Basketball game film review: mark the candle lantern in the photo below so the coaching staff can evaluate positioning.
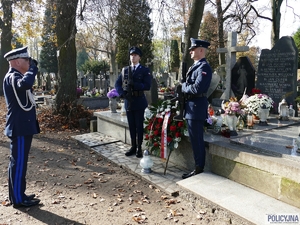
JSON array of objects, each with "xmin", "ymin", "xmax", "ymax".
[{"xmin": 140, "ymin": 149, "xmax": 153, "ymax": 173}]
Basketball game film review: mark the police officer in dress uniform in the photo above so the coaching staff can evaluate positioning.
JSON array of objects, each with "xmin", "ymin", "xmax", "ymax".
[
  {"xmin": 181, "ymin": 38, "xmax": 212, "ymax": 179},
  {"xmin": 3, "ymin": 46, "xmax": 41, "ymax": 207},
  {"xmin": 115, "ymin": 47, "xmax": 152, "ymax": 158}
]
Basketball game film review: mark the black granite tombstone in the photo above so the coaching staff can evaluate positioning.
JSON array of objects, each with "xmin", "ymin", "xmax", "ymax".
[
  {"xmin": 256, "ymin": 36, "xmax": 299, "ymax": 114},
  {"xmin": 145, "ymin": 77, "xmax": 158, "ymax": 106},
  {"xmin": 231, "ymin": 56, "xmax": 256, "ymax": 99}
]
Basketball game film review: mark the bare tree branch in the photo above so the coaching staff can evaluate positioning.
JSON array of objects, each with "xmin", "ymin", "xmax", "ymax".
[{"xmin": 250, "ymin": 5, "xmax": 272, "ymax": 21}]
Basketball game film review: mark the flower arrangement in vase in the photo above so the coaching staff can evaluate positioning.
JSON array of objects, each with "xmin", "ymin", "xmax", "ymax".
[
  {"xmin": 107, "ymin": 88, "xmax": 119, "ymax": 99},
  {"xmin": 222, "ymin": 97, "xmax": 244, "ymax": 136},
  {"xmin": 242, "ymin": 93, "xmax": 274, "ymax": 116},
  {"xmin": 107, "ymin": 89, "xmax": 119, "ymax": 113}
]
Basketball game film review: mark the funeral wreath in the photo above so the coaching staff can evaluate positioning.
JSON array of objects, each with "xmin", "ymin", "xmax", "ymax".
[{"xmin": 144, "ymin": 99, "xmax": 187, "ymax": 157}]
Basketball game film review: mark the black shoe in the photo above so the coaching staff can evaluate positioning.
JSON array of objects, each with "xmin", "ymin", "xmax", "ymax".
[
  {"xmin": 13, "ymin": 199, "xmax": 40, "ymax": 208},
  {"xmin": 136, "ymin": 149, "xmax": 143, "ymax": 158},
  {"xmin": 182, "ymin": 167, "xmax": 203, "ymax": 179},
  {"xmin": 26, "ymin": 194, "xmax": 36, "ymax": 200},
  {"xmin": 173, "ymin": 114, "xmax": 183, "ymax": 121},
  {"xmin": 125, "ymin": 146, "xmax": 136, "ymax": 156}
]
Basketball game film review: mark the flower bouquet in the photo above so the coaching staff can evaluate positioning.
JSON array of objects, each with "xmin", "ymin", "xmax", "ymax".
[
  {"xmin": 242, "ymin": 94, "xmax": 274, "ymax": 115},
  {"xmin": 221, "ymin": 97, "xmax": 245, "ymax": 136},
  {"xmin": 107, "ymin": 88, "xmax": 119, "ymax": 98},
  {"xmin": 222, "ymin": 97, "xmax": 244, "ymax": 116}
]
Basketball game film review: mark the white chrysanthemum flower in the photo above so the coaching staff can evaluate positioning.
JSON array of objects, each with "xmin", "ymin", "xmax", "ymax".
[
  {"xmin": 184, "ymin": 129, "xmax": 189, "ymax": 136},
  {"xmin": 174, "ymin": 142, "xmax": 179, "ymax": 149}
]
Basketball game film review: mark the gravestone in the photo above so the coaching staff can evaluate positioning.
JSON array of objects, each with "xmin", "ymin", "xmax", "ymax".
[
  {"xmin": 256, "ymin": 36, "xmax": 299, "ymax": 113},
  {"xmin": 88, "ymin": 73, "xmax": 95, "ymax": 90},
  {"xmin": 231, "ymin": 56, "xmax": 255, "ymax": 99},
  {"xmin": 158, "ymin": 73, "xmax": 169, "ymax": 87},
  {"xmin": 217, "ymin": 32, "xmax": 249, "ymax": 100},
  {"xmin": 95, "ymin": 79, "xmax": 99, "ymax": 90},
  {"xmin": 169, "ymin": 72, "xmax": 176, "ymax": 87},
  {"xmin": 145, "ymin": 76, "xmax": 158, "ymax": 106}
]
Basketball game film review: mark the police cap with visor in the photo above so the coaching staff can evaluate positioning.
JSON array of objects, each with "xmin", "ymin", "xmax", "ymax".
[
  {"xmin": 189, "ymin": 38, "xmax": 210, "ymax": 50},
  {"xmin": 4, "ymin": 46, "xmax": 30, "ymax": 61},
  {"xmin": 129, "ymin": 47, "xmax": 142, "ymax": 57}
]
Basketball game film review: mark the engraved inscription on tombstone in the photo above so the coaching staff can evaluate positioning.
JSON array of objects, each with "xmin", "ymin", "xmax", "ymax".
[{"xmin": 256, "ymin": 36, "xmax": 299, "ymax": 113}]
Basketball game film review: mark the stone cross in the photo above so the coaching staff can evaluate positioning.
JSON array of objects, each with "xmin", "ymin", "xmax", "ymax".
[
  {"xmin": 217, "ymin": 32, "xmax": 249, "ymax": 100},
  {"xmin": 145, "ymin": 58, "xmax": 152, "ymax": 68}
]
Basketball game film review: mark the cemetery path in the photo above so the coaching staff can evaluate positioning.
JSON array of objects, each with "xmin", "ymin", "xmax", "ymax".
[{"xmin": 0, "ymin": 98, "xmax": 249, "ymax": 225}]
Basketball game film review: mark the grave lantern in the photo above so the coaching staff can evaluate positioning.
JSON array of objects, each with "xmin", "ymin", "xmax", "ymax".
[
  {"xmin": 140, "ymin": 149, "xmax": 153, "ymax": 173},
  {"xmin": 278, "ymin": 99, "xmax": 289, "ymax": 121}
]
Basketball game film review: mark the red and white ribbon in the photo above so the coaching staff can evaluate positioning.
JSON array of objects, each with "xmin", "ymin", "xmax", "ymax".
[{"xmin": 160, "ymin": 111, "xmax": 170, "ymax": 159}]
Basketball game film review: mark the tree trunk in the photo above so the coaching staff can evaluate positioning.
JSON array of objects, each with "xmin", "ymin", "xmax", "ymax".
[
  {"xmin": 0, "ymin": 0, "xmax": 13, "ymax": 96},
  {"xmin": 271, "ymin": 0, "xmax": 283, "ymax": 47},
  {"xmin": 216, "ymin": 0, "xmax": 225, "ymax": 65},
  {"xmin": 55, "ymin": 0, "xmax": 79, "ymax": 112},
  {"xmin": 182, "ymin": 0, "xmax": 205, "ymax": 69}
]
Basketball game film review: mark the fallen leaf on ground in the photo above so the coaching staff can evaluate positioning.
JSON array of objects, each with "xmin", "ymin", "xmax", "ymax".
[
  {"xmin": 132, "ymin": 213, "xmax": 147, "ymax": 223},
  {"xmin": 161, "ymin": 195, "xmax": 169, "ymax": 200},
  {"xmin": 165, "ymin": 199, "xmax": 179, "ymax": 206},
  {"xmin": 84, "ymin": 178, "xmax": 94, "ymax": 184},
  {"xmin": 170, "ymin": 209, "xmax": 183, "ymax": 216}
]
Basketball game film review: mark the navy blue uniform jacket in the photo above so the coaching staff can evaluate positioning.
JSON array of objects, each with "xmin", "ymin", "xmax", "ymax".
[
  {"xmin": 182, "ymin": 58, "xmax": 212, "ymax": 120},
  {"xmin": 115, "ymin": 65, "xmax": 152, "ymax": 110},
  {"xmin": 3, "ymin": 67, "xmax": 40, "ymax": 137}
]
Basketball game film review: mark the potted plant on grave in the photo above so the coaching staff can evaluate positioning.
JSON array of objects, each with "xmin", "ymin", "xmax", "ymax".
[{"xmin": 144, "ymin": 99, "xmax": 188, "ymax": 174}]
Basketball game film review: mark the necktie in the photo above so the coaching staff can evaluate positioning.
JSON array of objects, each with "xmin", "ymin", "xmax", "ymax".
[{"xmin": 132, "ymin": 66, "xmax": 136, "ymax": 73}]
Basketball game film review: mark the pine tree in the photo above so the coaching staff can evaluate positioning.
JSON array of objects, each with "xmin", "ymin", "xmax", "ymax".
[
  {"xmin": 77, "ymin": 48, "xmax": 89, "ymax": 70},
  {"xmin": 116, "ymin": 0, "xmax": 153, "ymax": 68},
  {"xmin": 170, "ymin": 39, "xmax": 180, "ymax": 72},
  {"xmin": 40, "ymin": 0, "xmax": 58, "ymax": 74}
]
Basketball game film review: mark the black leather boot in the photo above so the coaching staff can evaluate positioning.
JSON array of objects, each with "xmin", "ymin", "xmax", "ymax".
[
  {"xmin": 136, "ymin": 146, "xmax": 143, "ymax": 158},
  {"xmin": 125, "ymin": 146, "xmax": 136, "ymax": 156},
  {"xmin": 125, "ymin": 139, "xmax": 137, "ymax": 156},
  {"xmin": 182, "ymin": 166, "xmax": 203, "ymax": 179}
]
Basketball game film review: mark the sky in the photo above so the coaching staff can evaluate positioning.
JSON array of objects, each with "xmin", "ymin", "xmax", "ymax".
[
  {"xmin": 251, "ymin": 0, "xmax": 300, "ymax": 49},
  {"xmin": 150, "ymin": 0, "xmax": 300, "ymax": 50}
]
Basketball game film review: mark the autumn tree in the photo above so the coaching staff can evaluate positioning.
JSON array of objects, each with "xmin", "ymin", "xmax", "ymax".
[
  {"xmin": 55, "ymin": 0, "xmax": 79, "ymax": 112},
  {"xmin": 77, "ymin": 0, "xmax": 119, "ymax": 78},
  {"xmin": 152, "ymin": 39, "xmax": 168, "ymax": 73},
  {"xmin": 0, "ymin": 0, "xmax": 13, "ymax": 95},
  {"xmin": 40, "ymin": 0, "xmax": 58, "ymax": 75},
  {"xmin": 293, "ymin": 27, "xmax": 300, "ymax": 68},
  {"xmin": 116, "ymin": 0, "xmax": 153, "ymax": 68},
  {"xmin": 182, "ymin": 0, "xmax": 205, "ymax": 69},
  {"xmin": 200, "ymin": 12, "xmax": 219, "ymax": 71},
  {"xmin": 80, "ymin": 60, "xmax": 109, "ymax": 75}
]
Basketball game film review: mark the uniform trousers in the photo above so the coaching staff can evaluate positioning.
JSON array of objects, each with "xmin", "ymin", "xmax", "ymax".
[
  {"xmin": 186, "ymin": 119, "xmax": 205, "ymax": 168},
  {"xmin": 126, "ymin": 109, "xmax": 145, "ymax": 145},
  {"xmin": 8, "ymin": 135, "xmax": 33, "ymax": 204}
]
